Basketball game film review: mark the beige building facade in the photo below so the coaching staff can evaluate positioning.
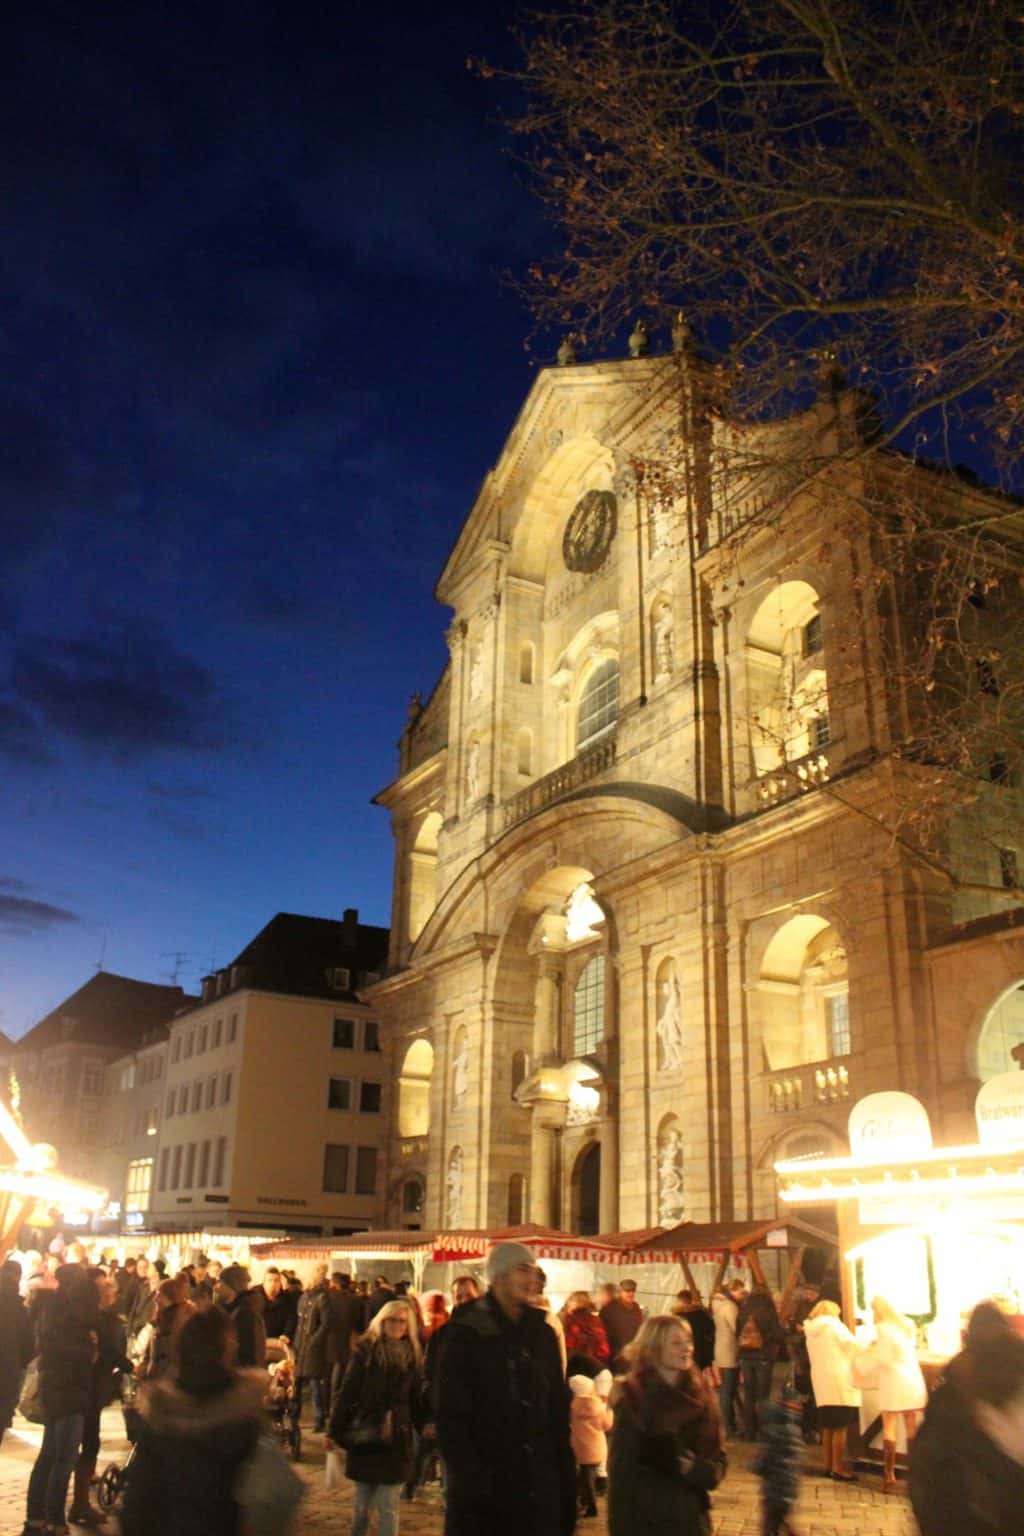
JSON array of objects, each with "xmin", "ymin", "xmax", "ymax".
[{"xmin": 372, "ymin": 354, "xmax": 1024, "ymax": 1235}]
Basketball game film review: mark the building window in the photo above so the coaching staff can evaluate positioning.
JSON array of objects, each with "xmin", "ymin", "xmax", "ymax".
[
  {"xmin": 171, "ymin": 1037, "xmax": 181, "ymax": 1064},
  {"xmin": 220, "ymin": 1071, "xmax": 233, "ymax": 1106},
  {"xmin": 166, "ymin": 1091, "xmax": 175, "ymax": 1120},
  {"xmin": 333, "ymin": 1018, "xmax": 356, "ymax": 1050},
  {"xmin": 323, "ymin": 1143, "xmax": 349, "ymax": 1193},
  {"xmin": 212, "ymin": 1017, "xmax": 223, "ymax": 1048},
  {"xmin": 334, "ymin": 967, "xmax": 351, "ymax": 991},
  {"xmin": 355, "ymin": 1146, "xmax": 378, "ymax": 1196},
  {"xmin": 183, "ymin": 1031, "xmax": 194, "ymax": 1060},
  {"xmin": 170, "ymin": 1146, "xmax": 182, "ymax": 1190},
  {"xmin": 1000, "ymin": 848, "xmax": 1020, "ymax": 889},
  {"xmin": 328, "ymin": 1077, "xmax": 352, "ymax": 1111},
  {"xmin": 573, "ymin": 955, "xmax": 606, "ymax": 1056},
  {"xmin": 401, "ymin": 1178, "xmax": 424, "ymax": 1214},
  {"xmin": 191, "ymin": 1080, "xmax": 202, "ymax": 1113},
  {"xmin": 212, "ymin": 1137, "xmax": 227, "ymax": 1187},
  {"xmin": 803, "ymin": 614, "xmax": 823, "ymax": 656},
  {"xmin": 827, "ymin": 992, "xmax": 851, "ymax": 1058},
  {"xmin": 177, "ymin": 1084, "xmax": 189, "ymax": 1115},
  {"xmin": 577, "ymin": 659, "xmax": 620, "ymax": 751},
  {"xmin": 157, "ymin": 1148, "xmax": 169, "ymax": 1192},
  {"xmin": 811, "ymin": 714, "xmax": 832, "ymax": 750},
  {"xmin": 363, "ymin": 1020, "xmax": 381, "ymax": 1053},
  {"xmin": 197, "ymin": 1139, "xmax": 211, "ymax": 1187},
  {"xmin": 182, "ymin": 1143, "xmax": 196, "ymax": 1189},
  {"xmin": 205, "ymin": 1075, "xmax": 217, "ymax": 1109},
  {"xmin": 120, "ymin": 1065, "xmax": 136, "ymax": 1092},
  {"xmin": 197, "ymin": 1024, "xmax": 208, "ymax": 1055},
  {"xmin": 359, "ymin": 1082, "xmax": 382, "ymax": 1114},
  {"xmin": 227, "ymin": 1013, "xmax": 238, "ymax": 1044}
]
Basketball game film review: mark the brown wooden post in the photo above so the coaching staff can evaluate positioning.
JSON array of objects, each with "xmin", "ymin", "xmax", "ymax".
[
  {"xmin": 746, "ymin": 1247, "xmax": 767, "ymax": 1286},
  {"xmin": 679, "ymin": 1255, "xmax": 703, "ymax": 1304},
  {"xmin": 778, "ymin": 1245, "xmax": 806, "ymax": 1323}
]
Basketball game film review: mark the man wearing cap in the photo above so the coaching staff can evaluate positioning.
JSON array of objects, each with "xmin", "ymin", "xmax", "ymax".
[
  {"xmin": 437, "ymin": 1242, "xmax": 574, "ymax": 1536},
  {"xmin": 215, "ymin": 1263, "xmax": 267, "ymax": 1369}
]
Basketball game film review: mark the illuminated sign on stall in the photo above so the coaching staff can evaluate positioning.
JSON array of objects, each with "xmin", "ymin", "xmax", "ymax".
[
  {"xmin": 847, "ymin": 1091, "xmax": 933, "ymax": 1161},
  {"xmin": 975, "ymin": 1072, "xmax": 1024, "ymax": 1148}
]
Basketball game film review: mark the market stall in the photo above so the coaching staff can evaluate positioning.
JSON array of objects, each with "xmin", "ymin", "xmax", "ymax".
[{"xmin": 0, "ymin": 1094, "xmax": 107, "ymax": 1263}]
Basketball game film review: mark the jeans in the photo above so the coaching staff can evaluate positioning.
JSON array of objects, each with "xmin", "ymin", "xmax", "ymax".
[
  {"xmin": 26, "ymin": 1413, "xmax": 84, "ymax": 1527},
  {"xmin": 740, "ymin": 1357, "xmax": 773, "ymax": 1441},
  {"xmin": 351, "ymin": 1481, "xmax": 401, "ymax": 1536},
  {"xmin": 718, "ymin": 1365, "xmax": 740, "ymax": 1435},
  {"xmin": 292, "ymin": 1374, "xmax": 327, "ymax": 1429}
]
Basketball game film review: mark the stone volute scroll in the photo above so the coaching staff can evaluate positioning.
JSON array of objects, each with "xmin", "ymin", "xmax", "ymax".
[
  {"xmin": 445, "ymin": 1146, "xmax": 463, "ymax": 1226},
  {"xmin": 655, "ymin": 962, "xmax": 684, "ymax": 1073},
  {"xmin": 657, "ymin": 1124, "xmax": 686, "ymax": 1226}
]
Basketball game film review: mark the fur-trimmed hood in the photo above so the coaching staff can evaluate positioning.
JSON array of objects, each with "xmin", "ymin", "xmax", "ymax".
[{"xmin": 139, "ymin": 1368, "xmax": 266, "ymax": 1438}]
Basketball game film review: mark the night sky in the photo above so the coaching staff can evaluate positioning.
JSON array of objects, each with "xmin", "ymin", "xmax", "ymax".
[{"xmin": 1, "ymin": 0, "xmax": 549, "ymax": 1036}]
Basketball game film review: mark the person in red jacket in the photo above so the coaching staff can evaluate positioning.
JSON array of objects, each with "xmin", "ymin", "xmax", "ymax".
[{"xmin": 564, "ymin": 1292, "xmax": 611, "ymax": 1378}]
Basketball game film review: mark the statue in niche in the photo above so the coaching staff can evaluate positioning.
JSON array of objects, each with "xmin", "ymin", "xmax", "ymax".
[
  {"xmin": 652, "ymin": 600, "xmax": 675, "ymax": 680},
  {"xmin": 452, "ymin": 1035, "xmax": 470, "ymax": 1107},
  {"xmin": 649, "ymin": 502, "xmax": 670, "ymax": 557},
  {"xmin": 656, "ymin": 970, "xmax": 684, "ymax": 1072},
  {"xmin": 469, "ymin": 645, "xmax": 483, "ymax": 702},
  {"xmin": 658, "ymin": 1129, "xmax": 685, "ymax": 1226},
  {"xmin": 446, "ymin": 1149, "xmax": 463, "ymax": 1226},
  {"xmin": 465, "ymin": 739, "xmax": 480, "ymax": 803}
]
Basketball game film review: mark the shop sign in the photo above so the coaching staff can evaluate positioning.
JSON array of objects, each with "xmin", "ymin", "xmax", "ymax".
[
  {"xmin": 975, "ymin": 1071, "xmax": 1024, "ymax": 1147},
  {"xmin": 848, "ymin": 1091, "xmax": 933, "ymax": 1160}
]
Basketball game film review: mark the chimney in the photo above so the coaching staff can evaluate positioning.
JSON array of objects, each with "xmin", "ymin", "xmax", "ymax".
[{"xmin": 342, "ymin": 908, "xmax": 358, "ymax": 948}]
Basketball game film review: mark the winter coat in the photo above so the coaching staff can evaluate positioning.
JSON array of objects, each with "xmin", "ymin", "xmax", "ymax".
[
  {"xmin": 569, "ymin": 1378, "xmax": 612, "ymax": 1465},
  {"xmin": 803, "ymin": 1314, "xmax": 860, "ymax": 1409},
  {"xmin": 673, "ymin": 1305, "xmax": 716, "ymax": 1371},
  {"xmin": 736, "ymin": 1293, "xmax": 785, "ymax": 1363},
  {"xmin": 910, "ymin": 1371, "xmax": 1024, "ymax": 1536},
  {"xmin": 437, "ymin": 1290, "xmax": 575, "ymax": 1536},
  {"xmin": 328, "ymin": 1336, "xmax": 422, "ymax": 1485},
  {"xmin": 564, "ymin": 1308, "xmax": 611, "ymax": 1370},
  {"xmin": 858, "ymin": 1321, "xmax": 927, "ymax": 1412},
  {"xmin": 711, "ymin": 1293, "xmax": 739, "ymax": 1370},
  {"xmin": 292, "ymin": 1284, "xmax": 329, "ymax": 1378},
  {"xmin": 753, "ymin": 1402, "xmax": 803, "ymax": 1509},
  {"xmin": 126, "ymin": 1278, "xmax": 157, "ymax": 1341},
  {"xmin": 0, "ymin": 1288, "xmax": 33, "ymax": 1425},
  {"xmin": 93, "ymin": 1306, "xmax": 134, "ymax": 1411},
  {"xmin": 262, "ymin": 1290, "xmax": 297, "ymax": 1342},
  {"xmin": 121, "ymin": 1369, "xmax": 264, "ymax": 1536},
  {"xmin": 323, "ymin": 1287, "xmax": 364, "ymax": 1368},
  {"xmin": 599, "ymin": 1297, "xmax": 643, "ymax": 1358},
  {"xmin": 224, "ymin": 1289, "xmax": 266, "ymax": 1371},
  {"xmin": 608, "ymin": 1366, "xmax": 725, "ymax": 1536},
  {"xmin": 138, "ymin": 1303, "xmax": 192, "ymax": 1385},
  {"xmin": 34, "ymin": 1277, "xmax": 99, "ymax": 1423}
]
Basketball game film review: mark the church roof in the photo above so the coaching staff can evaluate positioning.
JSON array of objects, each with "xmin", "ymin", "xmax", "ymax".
[
  {"xmin": 219, "ymin": 910, "xmax": 389, "ymax": 1003},
  {"xmin": 15, "ymin": 971, "xmax": 194, "ymax": 1055}
]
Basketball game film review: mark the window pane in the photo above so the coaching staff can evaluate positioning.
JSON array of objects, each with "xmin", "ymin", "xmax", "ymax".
[
  {"xmin": 333, "ymin": 1017, "xmax": 355, "ymax": 1049},
  {"xmin": 359, "ymin": 1082, "xmax": 382, "ymax": 1114},
  {"xmin": 355, "ymin": 1146, "xmax": 378, "ymax": 1195},
  {"xmin": 205, "ymin": 1075, "xmax": 217, "ymax": 1109},
  {"xmin": 212, "ymin": 1137, "xmax": 227, "ymax": 1187},
  {"xmin": 220, "ymin": 1071, "xmax": 233, "ymax": 1106},
  {"xmin": 577, "ymin": 660, "xmax": 620, "ymax": 751},
  {"xmin": 328, "ymin": 1077, "xmax": 352, "ymax": 1111},
  {"xmin": 827, "ymin": 993, "xmax": 851, "ymax": 1058},
  {"xmin": 323, "ymin": 1143, "xmax": 349, "ymax": 1193},
  {"xmin": 364, "ymin": 1020, "xmax": 380, "ymax": 1052},
  {"xmin": 183, "ymin": 1143, "xmax": 196, "ymax": 1189},
  {"xmin": 573, "ymin": 955, "xmax": 606, "ymax": 1056},
  {"xmin": 197, "ymin": 1140, "xmax": 210, "ymax": 1187}
]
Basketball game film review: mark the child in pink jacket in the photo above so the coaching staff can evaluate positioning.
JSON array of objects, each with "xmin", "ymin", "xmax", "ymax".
[{"xmin": 569, "ymin": 1374, "xmax": 613, "ymax": 1519}]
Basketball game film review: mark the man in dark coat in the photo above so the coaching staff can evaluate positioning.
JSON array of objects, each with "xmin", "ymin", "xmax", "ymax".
[
  {"xmin": 215, "ymin": 1264, "xmax": 266, "ymax": 1370},
  {"xmin": 262, "ymin": 1267, "xmax": 298, "ymax": 1342},
  {"xmin": 324, "ymin": 1273, "xmax": 364, "ymax": 1398},
  {"xmin": 598, "ymin": 1280, "xmax": 644, "ymax": 1366},
  {"xmin": 292, "ymin": 1263, "xmax": 331, "ymax": 1431},
  {"xmin": 438, "ymin": 1243, "xmax": 574, "ymax": 1536},
  {"xmin": 366, "ymin": 1275, "xmax": 395, "ymax": 1321},
  {"xmin": 736, "ymin": 1282, "xmax": 786, "ymax": 1441},
  {"xmin": 0, "ymin": 1260, "xmax": 32, "ymax": 1444}
]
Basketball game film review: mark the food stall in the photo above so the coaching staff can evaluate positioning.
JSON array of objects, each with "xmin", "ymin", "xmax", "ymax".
[{"xmin": 0, "ymin": 1095, "xmax": 107, "ymax": 1263}]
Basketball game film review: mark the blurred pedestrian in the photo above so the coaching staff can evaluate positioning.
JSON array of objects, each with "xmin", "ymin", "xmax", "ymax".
[
  {"xmin": 215, "ymin": 1264, "xmax": 266, "ymax": 1370},
  {"xmin": 752, "ymin": 1380, "xmax": 803, "ymax": 1536},
  {"xmin": 569, "ymin": 1374, "xmax": 612, "ymax": 1519},
  {"xmin": 857, "ymin": 1295, "xmax": 926, "ymax": 1492},
  {"xmin": 292, "ymin": 1263, "xmax": 330, "ymax": 1433},
  {"xmin": 0, "ymin": 1259, "xmax": 32, "ymax": 1446},
  {"xmin": 68, "ymin": 1267, "xmax": 134, "ymax": 1526},
  {"xmin": 564, "ymin": 1291, "xmax": 611, "ymax": 1377},
  {"xmin": 737, "ymin": 1284, "xmax": 785, "ymax": 1440},
  {"xmin": 802, "ymin": 1300, "xmax": 859, "ymax": 1480},
  {"xmin": 671, "ymin": 1291, "xmax": 716, "ymax": 1372},
  {"xmin": 711, "ymin": 1280, "xmax": 743, "ymax": 1438},
  {"xmin": 22, "ymin": 1263, "xmax": 99, "ymax": 1536},
  {"xmin": 598, "ymin": 1282, "xmax": 643, "ymax": 1368}
]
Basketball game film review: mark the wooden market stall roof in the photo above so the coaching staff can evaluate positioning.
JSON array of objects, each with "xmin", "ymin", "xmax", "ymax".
[
  {"xmin": 250, "ymin": 1230, "xmax": 434, "ymax": 1262},
  {"xmin": 619, "ymin": 1217, "xmax": 837, "ymax": 1260}
]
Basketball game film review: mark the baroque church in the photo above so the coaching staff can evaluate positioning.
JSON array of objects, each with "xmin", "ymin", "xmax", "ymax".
[{"xmin": 370, "ymin": 345, "xmax": 1024, "ymax": 1237}]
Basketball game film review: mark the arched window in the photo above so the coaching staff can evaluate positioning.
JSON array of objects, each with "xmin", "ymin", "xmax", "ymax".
[
  {"xmin": 507, "ymin": 1173, "xmax": 526, "ymax": 1225},
  {"xmin": 517, "ymin": 728, "xmax": 533, "ymax": 776},
  {"xmin": 745, "ymin": 581, "xmax": 829, "ymax": 774},
  {"xmin": 401, "ymin": 1177, "xmax": 424, "ymax": 1215},
  {"xmin": 757, "ymin": 917, "xmax": 848, "ymax": 1071},
  {"xmin": 573, "ymin": 955, "xmax": 606, "ymax": 1055},
  {"xmin": 577, "ymin": 659, "xmax": 619, "ymax": 751},
  {"xmin": 397, "ymin": 1038, "xmax": 433, "ymax": 1138},
  {"xmin": 977, "ymin": 982, "xmax": 1024, "ymax": 1082}
]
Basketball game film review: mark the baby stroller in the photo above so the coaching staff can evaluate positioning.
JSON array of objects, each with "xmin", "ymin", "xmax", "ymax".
[
  {"xmin": 96, "ymin": 1375, "xmax": 141, "ymax": 1513},
  {"xmin": 266, "ymin": 1340, "xmax": 301, "ymax": 1461}
]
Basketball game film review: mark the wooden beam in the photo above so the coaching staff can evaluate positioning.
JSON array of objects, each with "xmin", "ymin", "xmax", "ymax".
[
  {"xmin": 746, "ymin": 1247, "xmax": 767, "ymax": 1286},
  {"xmin": 679, "ymin": 1255, "xmax": 703, "ymax": 1305},
  {"xmin": 778, "ymin": 1245, "xmax": 806, "ymax": 1323}
]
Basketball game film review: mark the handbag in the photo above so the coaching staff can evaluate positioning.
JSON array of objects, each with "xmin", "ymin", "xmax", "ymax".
[
  {"xmin": 340, "ymin": 1408, "xmax": 394, "ymax": 1452},
  {"xmin": 18, "ymin": 1358, "xmax": 44, "ymax": 1424},
  {"xmin": 235, "ymin": 1434, "xmax": 305, "ymax": 1536},
  {"xmin": 738, "ymin": 1316, "xmax": 764, "ymax": 1352}
]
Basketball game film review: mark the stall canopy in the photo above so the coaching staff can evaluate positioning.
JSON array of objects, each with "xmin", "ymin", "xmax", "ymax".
[{"xmin": 433, "ymin": 1223, "xmax": 624, "ymax": 1264}]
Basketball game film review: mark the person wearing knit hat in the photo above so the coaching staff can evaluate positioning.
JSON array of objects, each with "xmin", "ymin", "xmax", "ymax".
[{"xmin": 437, "ymin": 1242, "xmax": 575, "ymax": 1536}]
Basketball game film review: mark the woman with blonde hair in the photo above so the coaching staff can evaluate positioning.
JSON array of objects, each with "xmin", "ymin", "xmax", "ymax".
[
  {"xmin": 327, "ymin": 1299, "xmax": 425, "ymax": 1536},
  {"xmin": 802, "ymin": 1299, "xmax": 860, "ymax": 1480},
  {"xmin": 608, "ymin": 1314, "xmax": 725, "ymax": 1536},
  {"xmin": 857, "ymin": 1295, "xmax": 926, "ymax": 1492}
]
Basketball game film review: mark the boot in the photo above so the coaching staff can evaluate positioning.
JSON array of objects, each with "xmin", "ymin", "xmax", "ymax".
[
  {"xmin": 831, "ymin": 1426, "xmax": 856, "ymax": 1481},
  {"xmin": 821, "ymin": 1428, "xmax": 834, "ymax": 1477},
  {"xmin": 67, "ymin": 1462, "xmax": 106, "ymax": 1528},
  {"xmin": 882, "ymin": 1438, "xmax": 897, "ymax": 1494}
]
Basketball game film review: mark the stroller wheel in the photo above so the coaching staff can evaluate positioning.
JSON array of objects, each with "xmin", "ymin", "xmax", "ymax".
[{"xmin": 96, "ymin": 1465, "xmax": 123, "ymax": 1512}]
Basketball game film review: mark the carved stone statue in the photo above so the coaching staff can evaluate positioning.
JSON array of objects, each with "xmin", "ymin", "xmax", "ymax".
[
  {"xmin": 469, "ymin": 646, "xmax": 483, "ymax": 702},
  {"xmin": 452, "ymin": 1034, "xmax": 470, "ymax": 1107},
  {"xmin": 465, "ymin": 739, "xmax": 480, "ymax": 803},
  {"xmin": 653, "ymin": 600, "xmax": 675, "ymax": 680},
  {"xmin": 657, "ymin": 1129, "xmax": 685, "ymax": 1226},
  {"xmin": 656, "ymin": 970, "xmax": 684, "ymax": 1072},
  {"xmin": 446, "ymin": 1148, "xmax": 463, "ymax": 1226}
]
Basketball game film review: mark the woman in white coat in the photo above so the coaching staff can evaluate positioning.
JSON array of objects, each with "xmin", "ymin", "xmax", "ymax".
[
  {"xmin": 803, "ymin": 1300, "xmax": 860, "ymax": 1480},
  {"xmin": 858, "ymin": 1295, "xmax": 927, "ymax": 1492}
]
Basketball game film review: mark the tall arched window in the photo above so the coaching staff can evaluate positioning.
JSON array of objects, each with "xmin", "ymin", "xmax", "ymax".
[
  {"xmin": 977, "ymin": 982, "xmax": 1024, "ymax": 1082},
  {"xmin": 577, "ymin": 659, "xmax": 620, "ymax": 751},
  {"xmin": 397, "ymin": 1038, "xmax": 434, "ymax": 1138},
  {"xmin": 573, "ymin": 955, "xmax": 606, "ymax": 1055}
]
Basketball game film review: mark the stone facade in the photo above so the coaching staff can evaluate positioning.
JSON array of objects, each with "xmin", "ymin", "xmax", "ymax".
[{"xmin": 371, "ymin": 355, "xmax": 1024, "ymax": 1234}]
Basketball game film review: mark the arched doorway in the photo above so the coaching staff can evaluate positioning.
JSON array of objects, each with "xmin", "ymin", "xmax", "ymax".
[{"xmin": 574, "ymin": 1141, "xmax": 602, "ymax": 1236}]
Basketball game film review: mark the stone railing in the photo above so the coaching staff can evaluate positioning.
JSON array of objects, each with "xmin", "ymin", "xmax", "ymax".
[
  {"xmin": 398, "ymin": 1137, "xmax": 429, "ymax": 1161},
  {"xmin": 755, "ymin": 745, "xmax": 834, "ymax": 810},
  {"xmin": 767, "ymin": 1060, "xmax": 850, "ymax": 1114},
  {"xmin": 503, "ymin": 735, "xmax": 618, "ymax": 830}
]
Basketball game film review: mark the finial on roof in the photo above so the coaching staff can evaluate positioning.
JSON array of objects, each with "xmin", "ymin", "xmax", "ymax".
[
  {"xmin": 557, "ymin": 333, "xmax": 579, "ymax": 367},
  {"xmin": 672, "ymin": 310, "xmax": 692, "ymax": 355},
  {"xmin": 628, "ymin": 319, "xmax": 650, "ymax": 359}
]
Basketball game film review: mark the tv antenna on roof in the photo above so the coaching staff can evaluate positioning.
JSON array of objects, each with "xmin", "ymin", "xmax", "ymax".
[
  {"xmin": 161, "ymin": 952, "xmax": 191, "ymax": 986},
  {"xmin": 95, "ymin": 933, "xmax": 108, "ymax": 973}
]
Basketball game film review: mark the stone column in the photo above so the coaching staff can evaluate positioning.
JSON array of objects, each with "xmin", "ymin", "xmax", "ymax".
[
  {"xmin": 533, "ymin": 952, "xmax": 564, "ymax": 1060},
  {"xmin": 530, "ymin": 1113, "xmax": 556, "ymax": 1224},
  {"xmin": 599, "ymin": 1110, "xmax": 619, "ymax": 1234}
]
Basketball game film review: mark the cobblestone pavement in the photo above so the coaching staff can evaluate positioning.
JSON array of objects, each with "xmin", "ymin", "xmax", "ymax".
[{"xmin": 0, "ymin": 1410, "xmax": 919, "ymax": 1536}]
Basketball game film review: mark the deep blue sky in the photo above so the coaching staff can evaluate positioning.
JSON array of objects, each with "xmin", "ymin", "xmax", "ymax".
[{"xmin": 1, "ymin": 0, "xmax": 548, "ymax": 1036}]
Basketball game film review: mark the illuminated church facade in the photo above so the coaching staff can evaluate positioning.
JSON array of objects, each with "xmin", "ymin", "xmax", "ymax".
[{"xmin": 370, "ymin": 351, "xmax": 1024, "ymax": 1235}]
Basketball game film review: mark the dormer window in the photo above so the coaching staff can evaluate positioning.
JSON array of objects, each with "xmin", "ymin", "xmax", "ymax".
[{"xmin": 334, "ymin": 967, "xmax": 351, "ymax": 991}]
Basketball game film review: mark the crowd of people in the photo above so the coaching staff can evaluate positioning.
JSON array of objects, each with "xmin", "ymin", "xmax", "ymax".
[{"xmin": 4, "ymin": 1236, "xmax": 1024, "ymax": 1536}]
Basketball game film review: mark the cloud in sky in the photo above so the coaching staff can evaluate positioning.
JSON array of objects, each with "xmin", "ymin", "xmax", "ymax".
[{"xmin": 0, "ymin": 878, "xmax": 81, "ymax": 937}]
